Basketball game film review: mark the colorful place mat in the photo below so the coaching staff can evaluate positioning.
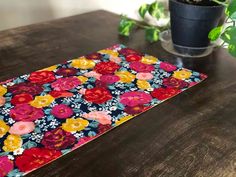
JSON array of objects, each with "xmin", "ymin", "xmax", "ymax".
[{"xmin": 0, "ymin": 44, "xmax": 207, "ymax": 176}]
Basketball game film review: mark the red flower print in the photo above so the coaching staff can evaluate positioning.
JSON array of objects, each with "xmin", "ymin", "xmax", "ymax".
[
  {"xmin": 97, "ymin": 124, "xmax": 112, "ymax": 134},
  {"xmin": 56, "ymin": 68, "xmax": 78, "ymax": 76},
  {"xmin": 73, "ymin": 136, "xmax": 95, "ymax": 149},
  {"xmin": 49, "ymin": 90, "xmax": 73, "ymax": 98},
  {"xmin": 163, "ymin": 77, "xmax": 189, "ymax": 89},
  {"xmin": 118, "ymin": 48, "xmax": 142, "ymax": 56},
  {"xmin": 95, "ymin": 80, "xmax": 107, "ymax": 88},
  {"xmin": 189, "ymin": 82, "xmax": 198, "ymax": 87},
  {"xmin": 41, "ymin": 128, "xmax": 76, "ymax": 150},
  {"xmin": 130, "ymin": 61, "xmax": 155, "ymax": 72},
  {"xmin": 10, "ymin": 103, "xmax": 44, "ymax": 121},
  {"xmin": 84, "ymin": 88, "xmax": 112, "ymax": 104},
  {"xmin": 51, "ymin": 104, "xmax": 74, "ymax": 119},
  {"xmin": 11, "ymin": 93, "xmax": 33, "ymax": 105},
  {"xmin": 100, "ymin": 75, "xmax": 120, "ymax": 84},
  {"xmin": 85, "ymin": 52, "xmax": 102, "ymax": 60},
  {"xmin": 151, "ymin": 88, "xmax": 181, "ymax": 100},
  {"xmin": 95, "ymin": 75, "xmax": 120, "ymax": 88},
  {"xmin": 124, "ymin": 105, "xmax": 150, "ymax": 115},
  {"xmin": 200, "ymin": 73, "xmax": 207, "ymax": 80},
  {"xmin": 125, "ymin": 54, "xmax": 142, "ymax": 62},
  {"xmin": 94, "ymin": 61, "xmax": 120, "ymax": 75},
  {"xmin": 15, "ymin": 147, "xmax": 61, "ymax": 172},
  {"xmin": 28, "ymin": 71, "xmax": 56, "ymax": 84},
  {"xmin": 8, "ymin": 83, "xmax": 43, "ymax": 96}
]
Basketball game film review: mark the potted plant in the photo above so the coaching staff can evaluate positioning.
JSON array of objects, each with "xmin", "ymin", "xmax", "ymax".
[
  {"xmin": 118, "ymin": 0, "xmax": 236, "ymax": 57},
  {"xmin": 169, "ymin": 0, "xmax": 224, "ymax": 54}
]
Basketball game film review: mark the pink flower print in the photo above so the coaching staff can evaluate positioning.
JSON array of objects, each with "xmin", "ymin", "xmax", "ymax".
[
  {"xmin": 0, "ymin": 96, "xmax": 6, "ymax": 107},
  {"xmin": 100, "ymin": 75, "xmax": 120, "ymax": 84},
  {"xmin": 109, "ymin": 56, "xmax": 122, "ymax": 64},
  {"xmin": 120, "ymin": 91, "xmax": 152, "ymax": 107},
  {"xmin": 160, "ymin": 62, "xmax": 177, "ymax": 72},
  {"xmin": 84, "ymin": 71, "xmax": 102, "ymax": 80},
  {"xmin": 136, "ymin": 73, "xmax": 154, "ymax": 80},
  {"xmin": 51, "ymin": 77, "xmax": 81, "ymax": 91},
  {"xmin": 82, "ymin": 111, "xmax": 112, "ymax": 125},
  {"xmin": 130, "ymin": 61, "xmax": 155, "ymax": 72},
  {"xmin": 10, "ymin": 104, "xmax": 44, "ymax": 121},
  {"xmin": 51, "ymin": 104, "xmax": 74, "ymax": 119},
  {"xmin": 0, "ymin": 156, "xmax": 14, "ymax": 177},
  {"xmin": 9, "ymin": 121, "xmax": 35, "ymax": 135}
]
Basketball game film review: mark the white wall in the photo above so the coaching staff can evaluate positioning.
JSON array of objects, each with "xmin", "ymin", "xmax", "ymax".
[{"xmin": 0, "ymin": 0, "xmax": 161, "ymax": 31}]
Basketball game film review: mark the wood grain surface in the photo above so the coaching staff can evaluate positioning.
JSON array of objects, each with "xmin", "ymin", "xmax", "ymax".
[{"xmin": 1, "ymin": 10, "xmax": 236, "ymax": 177}]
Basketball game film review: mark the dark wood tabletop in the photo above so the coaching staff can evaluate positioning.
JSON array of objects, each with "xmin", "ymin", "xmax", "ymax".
[{"xmin": 1, "ymin": 10, "xmax": 236, "ymax": 177}]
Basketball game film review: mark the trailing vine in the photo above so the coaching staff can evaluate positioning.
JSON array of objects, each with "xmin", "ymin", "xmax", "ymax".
[{"xmin": 118, "ymin": 1, "xmax": 169, "ymax": 42}]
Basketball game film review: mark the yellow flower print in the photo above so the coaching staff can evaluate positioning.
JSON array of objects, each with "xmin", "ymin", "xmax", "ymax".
[
  {"xmin": 0, "ymin": 85, "xmax": 7, "ymax": 96},
  {"xmin": 115, "ymin": 115, "xmax": 134, "ymax": 126},
  {"xmin": 98, "ymin": 49, "xmax": 119, "ymax": 57},
  {"xmin": 137, "ymin": 80, "xmax": 151, "ymax": 90},
  {"xmin": 115, "ymin": 71, "xmax": 135, "ymax": 83},
  {"xmin": 30, "ymin": 95, "xmax": 54, "ymax": 108},
  {"xmin": 40, "ymin": 65, "xmax": 57, "ymax": 71},
  {"xmin": 71, "ymin": 57, "xmax": 95, "ymax": 69},
  {"xmin": 3, "ymin": 134, "xmax": 22, "ymax": 152},
  {"xmin": 141, "ymin": 55, "xmax": 158, "ymax": 64},
  {"xmin": 173, "ymin": 69, "xmax": 192, "ymax": 80},
  {"xmin": 0, "ymin": 120, "xmax": 10, "ymax": 138},
  {"xmin": 77, "ymin": 76, "xmax": 88, "ymax": 84},
  {"xmin": 62, "ymin": 118, "xmax": 89, "ymax": 132}
]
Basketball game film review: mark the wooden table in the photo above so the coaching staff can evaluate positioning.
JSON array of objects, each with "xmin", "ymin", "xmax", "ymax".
[{"xmin": 1, "ymin": 10, "xmax": 236, "ymax": 177}]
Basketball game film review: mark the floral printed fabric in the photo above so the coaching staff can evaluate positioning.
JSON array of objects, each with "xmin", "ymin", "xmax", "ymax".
[{"xmin": 0, "ymin": 44, "xmax": 207, "ymax": 176}]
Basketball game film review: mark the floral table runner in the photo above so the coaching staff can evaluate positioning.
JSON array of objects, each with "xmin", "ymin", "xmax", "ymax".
[{"xmin": 0, "ymin": 44, "xmax": 207, "ymax": 176}]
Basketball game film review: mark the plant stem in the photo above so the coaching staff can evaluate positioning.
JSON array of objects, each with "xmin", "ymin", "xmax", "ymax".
[
  {"xmin": 123, "ymin": 16, "xmax": 170, "ymax": 32},
  {"xmin": 220, "ymin": 41, "xmax": 226, "ymax": 47},
  {"xmin": 135, "ymin": 22, "xmax": 149, "ymax": 29},
  {"xmin": 220, "ymin": 41, "xmax": 229, "ymax": 49},
  {"xmin": 211, "ymin": 0, "xmax": 228, "ymax": 6}
]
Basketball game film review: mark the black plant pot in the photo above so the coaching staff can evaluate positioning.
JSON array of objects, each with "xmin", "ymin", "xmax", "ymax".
[{"xmin": 169, "ymin": 0, "xmax": 224, "ymax": 55}]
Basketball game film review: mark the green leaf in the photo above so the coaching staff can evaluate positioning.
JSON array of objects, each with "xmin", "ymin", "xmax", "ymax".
[
  {"xmin": 221, "ymin": 26, "xmax": 236, "ymax": 44},
  {"xmin": 226, "ymin": 0, "xmax": 236, "ymax": 17},
  {"xmin": 138, "ymin": 4, "xmax": 150, "ymax": 19},
  {"xmin": 118, "ymin": 16, "xmax": 135, "ymax": 37},
  {"xmin": 228, "ymin": 44, "xmax": 236, "ymax": 57},
  {"xmin": 231, "ymin": 12, "xmax": 236, "ymax": 19},
  {"xmin": 208, "ymin": 26, "xmax": 223, "ymax": 41},
  {"xmin": 22, "ymin": 141, "xmax": 37, "ymax": 149},
  {"xmin": 0, "ymin": 151, "xmax": 9, "ymax": 156},
  {"xmin": 145, "ymin": 27, "xmax": 160, "ymax": 43},
  {"xmin": 148, "ymin": 1, "xmax": 165, "ymax": 19}
]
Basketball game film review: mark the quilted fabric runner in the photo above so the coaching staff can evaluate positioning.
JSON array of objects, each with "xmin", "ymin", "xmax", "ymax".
[{"xmin": 0, "ymin": 44, "xmax": 207, "ymax": 176}]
